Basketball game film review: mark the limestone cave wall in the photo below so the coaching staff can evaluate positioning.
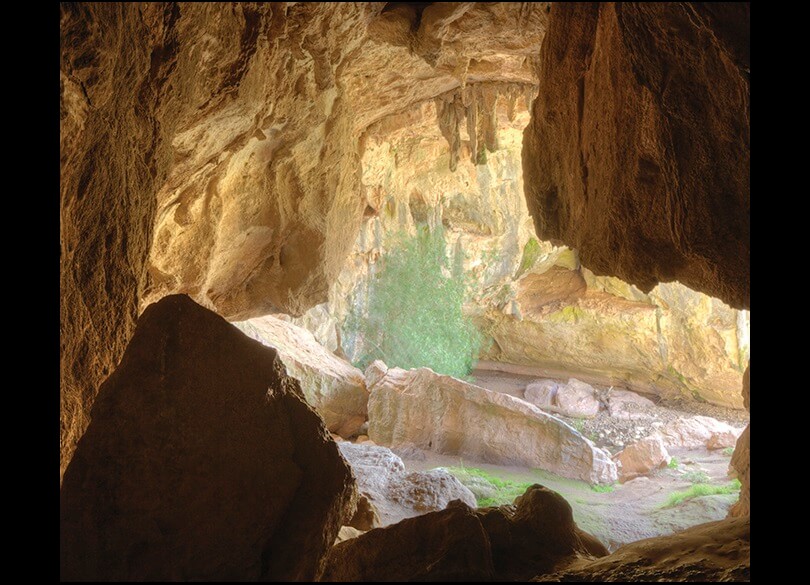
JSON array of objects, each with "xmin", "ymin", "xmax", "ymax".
[{"xmin": 60, "ymin": 2, "xmax": 550, "ymax": 476}]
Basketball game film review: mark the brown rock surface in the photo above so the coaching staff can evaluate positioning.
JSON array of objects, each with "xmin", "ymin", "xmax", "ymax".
[
  {"xmin": 320, "ymin": 502, "xmax": 496, "ymax": 582},
  {"xmin": 367, "ymin": 365, "xmax": 617, "ymax": 484},
  {"xmin": 337, "ymin": 441, "xmax": 476, "ymax": 526},
  {"xmin": 478, "ymin": 485, "xmax": 608, "ymax": 580},
  {"xmin": 347, "ymin": 494, "xmax": 380, "ymax": 532},
  {"xmin": 235, "ymin": 315, "xmax": 368, "ymax": 437},
  {"xmin": 59, "ymin": 295, "xmax": 356, "ymax": 581},
  {"xmin": 322, "ymin": 485, "xmax": 608, "ymax": 582},
  {"xmin": 616, "ymin": 436, "xmax": 671, "ymax": 482},
  {"xmin": 523, "ymin": 2, "xmax": 750, "ymax": 310},
  {"xmin": 729, "ymin": 365, "xmax": 750, "ymax": 517},
  {"xmin": 60, "ymin": 2, "xmax": 550, "ymax": 474},
  {"xmin": 533, "ymin": 516, "xmax": 750, "ymax": 582}
]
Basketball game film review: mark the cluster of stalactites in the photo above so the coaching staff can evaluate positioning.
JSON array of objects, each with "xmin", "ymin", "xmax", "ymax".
[{"xmin": 434, "ymin": 82, "xmax": 537, "ymax": 172}]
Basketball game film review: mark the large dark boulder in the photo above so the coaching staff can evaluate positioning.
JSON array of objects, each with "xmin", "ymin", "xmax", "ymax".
[{"xmin": 60, "ymin": 294, "xmax": 357, "ymax": 581}]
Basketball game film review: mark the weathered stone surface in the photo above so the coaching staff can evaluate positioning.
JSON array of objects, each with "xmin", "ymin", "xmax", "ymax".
[
  {"xmin": 658, "ymin": 416, "xmax": 742, "ymax": 451},
  {"xmin": 523, "ymin": 2, "xmax": 750, "ymax": 310},
  {"xmin": 347, "ymin": 494, "xmax": 380, "ymax": 532},
  {"xmin": 607, "ymin": 389, "xmax": 656, "ymax": 420},
  {"xmin": 616, "ymin": 436, "xmax": 671, "ymax": 482},
  {"xmin": 335, "ymin": 526, "xmax": 364, "ymax": 545},
  {"xmin": 525, "ymin": 378, "xmax": 600, "ymax": 418},
  {"xmin": 235, "ymin": 315, "xmax": 368, "ymax": 437},
  {"xmin": 320, "ymin": 502, "xmax": 496, "ymax": 582},
  {"xmin": 533, "ymin": 517, "xmax": 750, "ymax": 582},
  {"xmin": 60, "ymin": 2, "xmax": 550, "ymax": 474},
  {"xmin": 555, "ymin": 379, "xmax": 601, "ymax": 418},
  {"xmin": 338, "ymin": 441, "xmax": 476, "ymax": 526},
  {"xmin": 729, "ymin": 364, "xmax": 749, "ymax": 517},
  {"xmin": 368, "ymin": 365, "xmax": 617, "ymax": 484},
  {"xmin": 323, "ymin": 485, "xmax": 608, "ymax": 582},
  {"xmin": 60, "ymin": 295, "xmax": 356, "ymax": 581},
  {"xmin": 479, "ymin": 271, "xmax": 749, "ymax": 409},
  {"xmin": 524, "ymin": 379, "xmax": 558, "ymax": 409},
  {"xmin": 728, "ymin": 424, "xmax": 750, "ymax": 518},
  {"xmin": 478, "ymin": 485, "xmax": 608, "ymax": 580}
]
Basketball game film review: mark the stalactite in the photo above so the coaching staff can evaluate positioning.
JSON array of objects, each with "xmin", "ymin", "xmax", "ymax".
[
  {"xmin": 479, "ymin": 84, "xmax": 500, "ymax": 153},
  {"xmin": 462, "ymin": 85, "xmax": 478, "ymax": 165}
]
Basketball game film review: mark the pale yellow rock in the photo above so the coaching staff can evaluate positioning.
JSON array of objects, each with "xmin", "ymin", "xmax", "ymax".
[
  {"xmin": 234, "ymin": 316, "xmax": 368, "ymax": 437},
  {"xmin": 478, "ymin": 275, "xmax": 750, "ymax": 409},
  {"xmin": 367, "ymin": 365, "xmax": 617, "ymax": 484}
]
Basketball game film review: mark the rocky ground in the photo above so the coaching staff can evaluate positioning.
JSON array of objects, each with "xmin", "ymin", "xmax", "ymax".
[
  {"xmin": 472, "ymin": 368, "xmax": 749, "ymax": 454},
  {"xmin": 337, "ymin": 368, "xmax": 749, "ymax": 553}
]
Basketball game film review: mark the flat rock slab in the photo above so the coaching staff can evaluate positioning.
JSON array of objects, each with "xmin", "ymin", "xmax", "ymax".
[{"xmin": 367, "ymin": 363, "xmax": 617, "ymax": 484}]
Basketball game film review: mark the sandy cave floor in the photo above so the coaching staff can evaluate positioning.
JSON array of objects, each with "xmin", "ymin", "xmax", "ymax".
[{"xmin": 379, "ymin": 369, "xmax": 749, "ymax": 552}]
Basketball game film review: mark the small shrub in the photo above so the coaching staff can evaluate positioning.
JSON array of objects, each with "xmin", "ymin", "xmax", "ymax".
[
  {"xmin": 667, "ymin": 457, "xmax": 679, "ymax": 469},
  {"xmin": 445, "ymin": 466, "xmax": 534, "ymax": 508},
  {"xmin": 662, "ymin": 480, "xmax": 741, "ymax": 508},
  {"xmin": 591, "ymin": 484, "xmax": 615, "ymax": 493},
  {"xmin": 683, "ymin": 470, "xmax": 711, "ymax": 484},
  {"xmin": 343, "ymin": 224, "xmax": 482, "ymax": 378},
  {"xmin": 723, "ymin": 447, "xmax": 735, "ymax": 457}
]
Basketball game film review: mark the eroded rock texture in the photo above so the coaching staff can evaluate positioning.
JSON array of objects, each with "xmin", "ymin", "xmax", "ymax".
[
  {"xmin": 367, "ymin": 362, "xmax": 617, "ymax": 484},
  {"xmin": 322, "ymin": 485, "xmax": 609, "ymax": 582},
  {"xmin": 729, "ymin": 365, "xmax": 750, "ymax": 517},
  {"xmin": 337, "ymin": 440, "xmax": 477, "ymax": 526},
  {"xmin": 321, "ymin": 502, "xmax": 496, "ymax": 582},
  {"xmin": 60, "ymin": 295, "xmax": 356, "ymax": 581},
  {"xmin": 534, "ymin": 516, "xmax": 750, "ymax": 582},
  {"xmin": 523, "ymin": 2, "xmax": 750, "ymax": 310},
  {"xmin": 60, "ymin": 1, "xmax": 550, "ymax": 475}
]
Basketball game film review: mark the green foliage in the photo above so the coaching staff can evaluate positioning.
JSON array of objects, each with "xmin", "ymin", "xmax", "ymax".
[
  {"xmin": 667, "ymin": 457, "xmax": 679, "ymax": 469},
  {"xmin": 662, "ymin": 480, "xmax": 741, "ymax": 508},
  {"xmin": 515, "ymin": 237, "xmax": 542, "ymax": 278},
  {"xmin": 683, "ymin": 470, "xmax": 711, "ymax": 484},
  {"xmin": 590, "ymin": 483, "xmax": 615, "ymax": 493},
  {"xmin": 571, "ymin": 418, "xmax": 585, "ymax": 433},
  {"xmin": 723, "ymin": 447, "xmax": 735, "ymax": 457},
  {"xmin": 476, "ymin": 147, "xmax": 488, "ymax": 166},
  {"xmin": 344, "ymin": 224, "xmax": 482, "ymax": 377},
  {"xmin": 445, "ymin": 466, "xmax": 534, "ymax": 508}
]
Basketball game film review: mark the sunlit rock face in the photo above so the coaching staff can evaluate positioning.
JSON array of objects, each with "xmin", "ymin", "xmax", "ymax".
[
  {"xmin": 367, "ymin": 363, "xmax": 618, "ymax": 485},
  {"xmin": 234, "ymin": 315, "xmax": 368, "ymax": 438},
  {"xmin": 60, "ymin": 2, "xmax": 550, "ymax": 474},
  {"xmin": 523, "ymin": 2, "xmax": 750, "ymax": 311},
  {"xmin": 479, "ymin": 259, "xmax": 750, "ymax": 408},
  {"xmin": 284, "ymin": 87, "xmax": 749, "ymax": 409}
]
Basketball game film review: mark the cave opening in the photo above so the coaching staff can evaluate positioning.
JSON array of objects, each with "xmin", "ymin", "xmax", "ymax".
[
  {"xmin": 61, "ymin": 2, "xmax": 750, "ymax": 581},
  {"xmin": 229, "ymin": 83, "xmax": 750, "ymax": 552}
]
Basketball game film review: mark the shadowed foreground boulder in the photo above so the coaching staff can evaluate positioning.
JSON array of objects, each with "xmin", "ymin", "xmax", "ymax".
[
  {"xmin": 321, "ymin": 502, "xmax": 495, "ymax": 582},
  {"xmin": 60, "ymin": 294, "xmax": 356, "ymax": 581},
  {"xmin": 321, "ymin": 485, "xmax": 608, "ymax": 582},
  {"xmin": 533, "ymin": 516, "xmax": 750, "ymax": 581}
]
